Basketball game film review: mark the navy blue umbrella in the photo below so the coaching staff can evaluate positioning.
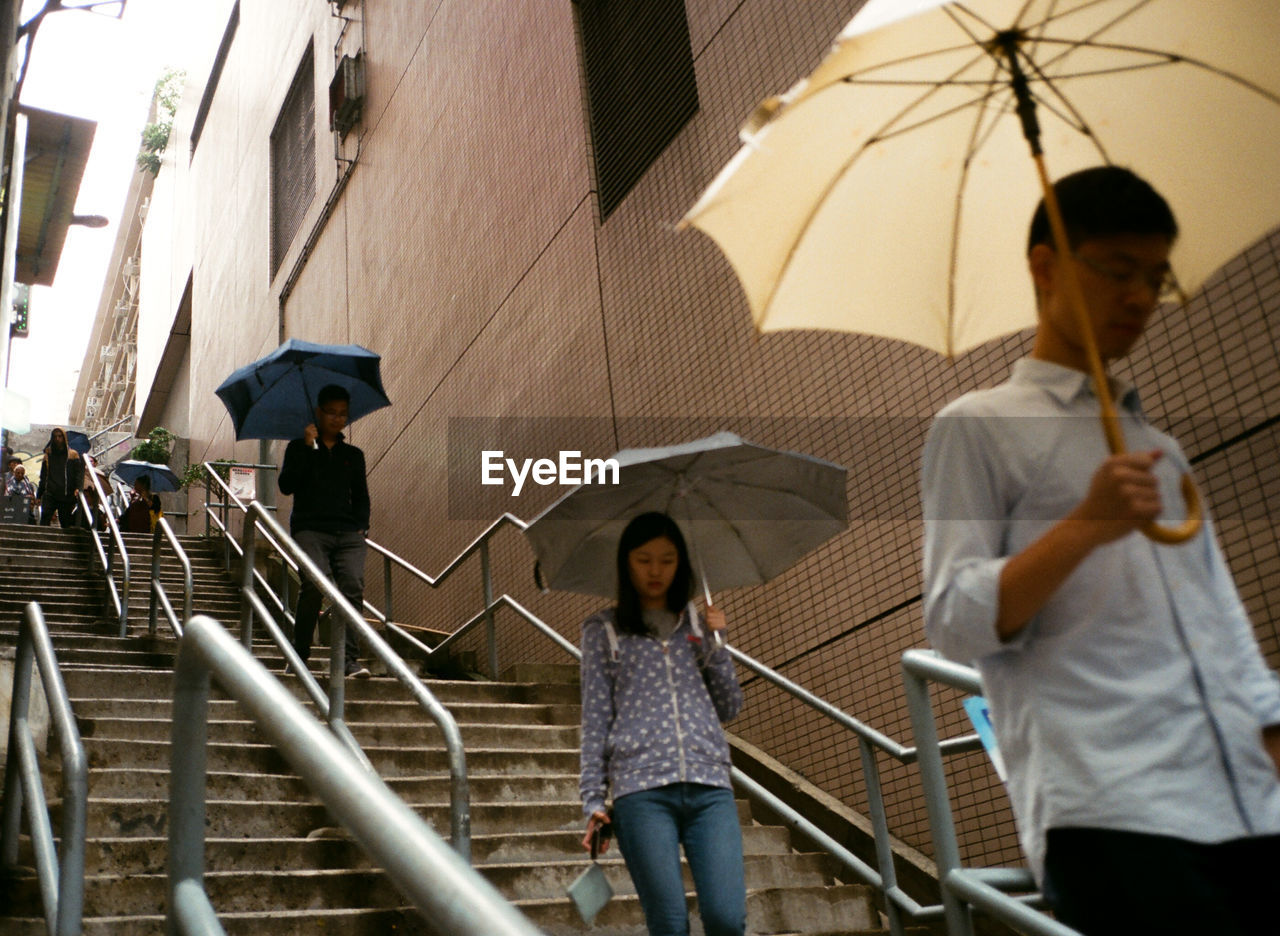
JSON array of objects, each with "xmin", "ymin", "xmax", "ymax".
[
  {"xmin": 65, "ymin": 430, "xmax": 91, "ymax": 455},
  {"xmin": 214, "ymin": 339, "xmax": 392, "ymax": 441},
  {"xmin": 111, "ymin": 459, "xmax": 182, "ymax": 493}
]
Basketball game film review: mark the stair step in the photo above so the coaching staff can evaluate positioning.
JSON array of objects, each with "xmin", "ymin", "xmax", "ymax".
[
  {"xmin": 69, "ymin": 696, "xmax": 579, "ymax": 725},
  {"xmin": 80, "ymin": 767, "xmax": 581, "ymax": 803},
  {"xmin": 516, "ymin": 883, "xmax": 881, "ymax": 935},
  {"xmin": 76, "ymin": 715, "xmax": 580, "ymax": 748},
  {"xmin": 80, "ymin": 737, "xmax": 580, "ymax": 776}
]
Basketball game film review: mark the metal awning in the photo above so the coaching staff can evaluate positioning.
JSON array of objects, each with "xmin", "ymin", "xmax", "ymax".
[{"xmin": 14, "ymin": 103, "xmax": 97, "ymax": 286}]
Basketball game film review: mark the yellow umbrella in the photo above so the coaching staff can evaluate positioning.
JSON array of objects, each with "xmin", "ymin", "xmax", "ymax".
[{"xmin": 681, "ymin": 0, "xmax": 1280, "ymax": 543}]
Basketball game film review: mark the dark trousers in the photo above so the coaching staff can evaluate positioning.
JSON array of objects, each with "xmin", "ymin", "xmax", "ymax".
[
  {"xmin": 1043, "ymin": 827, "xmax": 1280, "ymax": 936},
  {"xmin": 292, "ymin": 529, "xmax": 365, "ymax": 663},
  {"xmin": 39, "ymin": 495, "xmax": 75, "ymax": 527}
]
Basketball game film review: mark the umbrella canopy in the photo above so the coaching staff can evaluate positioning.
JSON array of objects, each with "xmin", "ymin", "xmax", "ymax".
[
  {"xmin": 680, "ymin": 0, "xmax": 1280, "ymax": 358},
  {"xmin": 111, "ymin": 459, "xmax": 181, "ymax": 493},
  {"xmin": 214, "ymin": 339, "xmax": 391, "ymax": 441},
  {"xmin": 524, "ymin": 432, "xmax": 848, "ymax": 599},
  {"xmin": 65, "ymin": 430, "xmax": 91, "ymax": 455}
]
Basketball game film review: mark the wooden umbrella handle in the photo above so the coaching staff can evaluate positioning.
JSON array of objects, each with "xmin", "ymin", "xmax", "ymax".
[{"xmin": 1034, "ymin": 155, "xmax": 1203, "ymax": 546}]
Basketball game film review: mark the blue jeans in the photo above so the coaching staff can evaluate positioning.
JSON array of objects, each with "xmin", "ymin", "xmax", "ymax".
[{"xmin": 612, "ymin": 783, "xmax": 746, "ymax": 936}]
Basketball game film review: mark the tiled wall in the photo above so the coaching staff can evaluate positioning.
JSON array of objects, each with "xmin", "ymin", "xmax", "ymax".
[{"xmin": 174, "ymin": 0, "xmax": 1280, "ymax": 872}]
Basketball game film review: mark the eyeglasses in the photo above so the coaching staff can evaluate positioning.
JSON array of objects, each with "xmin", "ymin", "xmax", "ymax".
[
  {"xmin": 1074, "ymin": 254, "xmax": 1183, "ymax": 304},
  {"xmin": 317, "ymin": 407, "xmax": 349, "ymax": 421}
]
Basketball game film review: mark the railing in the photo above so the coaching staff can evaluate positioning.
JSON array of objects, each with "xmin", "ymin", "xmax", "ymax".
[
  {"xmin": 1, "ymin": 602, "xmax": 88, "ymax": 936},
  {"xmin": 363, "ymin": 513, "xmax": 530, "ymax": 678},
  {"xmin": 85, "ymin": 414, "xmax": 133, "ymax": 456},
  {"xmin": 200, "ymin": 461, "xmax": 277, "ymax": 569},
  {"xmin": 167, "ymin": 613, "xmax": 543, "ymax": 936},
  {"xmin": 148, "ymin": 516, "xmax": 193, "ymax": 638},
  {"xmin": 902, "ymin": 649, "xmax": 1077, "ymax": 936},
  {"xmin": 80, "ymin": 468, "xmax": 130, "ymax": 636},
  {"xmin": 201, "ymin": 466, "xmax": 472, "ymax": 859}
]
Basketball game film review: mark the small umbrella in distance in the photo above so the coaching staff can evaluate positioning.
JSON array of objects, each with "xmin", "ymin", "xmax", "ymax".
[{"xmin": 111, "ymin": 459, "xmax": 182, "ymax": 493}]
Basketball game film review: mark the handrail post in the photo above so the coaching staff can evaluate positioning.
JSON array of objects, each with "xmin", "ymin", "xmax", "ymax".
[
  {"xmin": 87, "ymin": 468, "xmax": 130, "ymax": 636},
  {"xmin": 240, "ymin": 515, "xmax": 257, "ymax": 649},
  {"xmin": 169, "ymin": 621, "xmax": 215, "ymax": 936},
  {"xmin": 383, "ymin": 553, "xmax": 393, "ymax": 624},
  {"xmin": 859, "ymin": 737, "xmax": 905, "ymax": 936},
  {"xmin": 149, "ymin": 525, "xmax": 163, "ymax": 636},
  {"xmin": 1, "ymin": 604, "xmax": 88, "ymax": 936},
  {"xmin": 902, "ymin": 651, "xmax": 973, "ymax": 936},
  {"xmin": 481, "ymin": 541, "xmax": 497, "ymax": 678}
]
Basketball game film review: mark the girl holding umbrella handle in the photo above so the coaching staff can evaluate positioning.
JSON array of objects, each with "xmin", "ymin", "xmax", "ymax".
[{"xmin": 579, "ymin": 511, "xmax": 747, "ymax": 936}]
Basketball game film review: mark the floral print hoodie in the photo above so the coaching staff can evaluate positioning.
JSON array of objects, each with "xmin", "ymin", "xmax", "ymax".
[{"xmin": 579, "ymin": 603, "xmax": 744, "ymax": 817}]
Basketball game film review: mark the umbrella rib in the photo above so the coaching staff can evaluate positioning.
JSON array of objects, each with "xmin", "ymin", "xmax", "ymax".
[
  {"xmin": 945, "ymin": 53, "xmax": 1011, "ymax": 358},
  {"xmin": 759, "ymin": 42, "xmax": 994, "ymax": 322},
  {"xmin": 665, "ymin": 485, "xmax": 775, "ymax": 586}
]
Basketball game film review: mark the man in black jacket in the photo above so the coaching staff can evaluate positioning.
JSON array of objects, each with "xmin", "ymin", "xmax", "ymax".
[
  {"xmin": 37, "ymin": 427, "xmax": 84, "ymax": 527},
  {"xmin": 277, "ymin": 385, "xmax": 371, "ymax": 678}
]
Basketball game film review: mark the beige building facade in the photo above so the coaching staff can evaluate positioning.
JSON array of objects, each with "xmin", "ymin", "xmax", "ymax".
[{"xmin": 126, "ymin": 0, "xmax": 1280, "ymax": 873}]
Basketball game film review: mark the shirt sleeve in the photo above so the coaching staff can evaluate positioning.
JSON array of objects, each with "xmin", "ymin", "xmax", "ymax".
[
  {"xmin": 351, "ymin": 447, "xmax": 371, "ymax": 530},
  {"xmin": 578, "ymin": 616, "xmax": 614, "ymax": 817},
  {"xmin": 921, "ymin": 411, "xmax": 1021, "ymax": 664},
  {"xmin": 277, "ymin": 440, "xmax": 308, "ymax": 495},
  {"xmin": 1202, "ymin": 513, "xmax": 1280, "ymax": 726},
  {"xmin": 693, "ymin": 614, "xmax": 744, "ymax": 723}
]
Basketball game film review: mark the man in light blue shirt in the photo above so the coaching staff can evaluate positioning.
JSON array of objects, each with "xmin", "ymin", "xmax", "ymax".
[{"xmin": 922, "ymin": 166, "xmax": 1280, "ymax": 936}]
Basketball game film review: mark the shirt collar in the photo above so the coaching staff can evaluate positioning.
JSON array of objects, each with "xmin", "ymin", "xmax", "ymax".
[{"xmin": 1011, "ymin": 357, "xmax": 1142, "ymax": 413}]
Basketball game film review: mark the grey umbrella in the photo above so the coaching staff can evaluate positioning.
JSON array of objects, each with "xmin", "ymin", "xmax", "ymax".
[{"xmin": 524, "ymin": 432, "xmax": 848, "ymax": 602}]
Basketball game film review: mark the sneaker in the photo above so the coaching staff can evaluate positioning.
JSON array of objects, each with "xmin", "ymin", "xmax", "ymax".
[{"xmin": 345, "ymin": 661, "xmax": 371, "ymax": 679}]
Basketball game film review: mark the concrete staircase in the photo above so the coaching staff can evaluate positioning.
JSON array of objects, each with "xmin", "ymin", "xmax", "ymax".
[{"xmin": 1, "ymin": 524, "xmax": 904, "ymax": 935}]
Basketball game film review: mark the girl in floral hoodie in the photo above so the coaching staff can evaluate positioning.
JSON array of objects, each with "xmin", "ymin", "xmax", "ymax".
[{"xmin": 579, "ymin": 511, "xmax": 745, "ymax": 936}]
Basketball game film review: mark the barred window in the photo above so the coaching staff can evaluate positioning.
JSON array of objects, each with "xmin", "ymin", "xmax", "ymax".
[
  {"xmin": 270, "ymin": 47, "xmax": 316, "ymax": 277},
  {"xmin": 576, "ymin": 0, "xmax": 699, "ymax": 219}
]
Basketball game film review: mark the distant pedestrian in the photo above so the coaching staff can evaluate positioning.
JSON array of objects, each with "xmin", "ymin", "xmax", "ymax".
[
  {"xmin": 36, "ymin": 427, "xmax": 84, "ymax": 527},
  {"xmin": 121, "ymin": 476, "xmax": 154, "ymax": 534}
]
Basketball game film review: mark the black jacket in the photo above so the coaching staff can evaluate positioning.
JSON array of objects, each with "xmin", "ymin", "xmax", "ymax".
[
  {"xmin": 277, "ymin": 435, "xmax": 370, "ymax": 534},
  {"xmin": 37, "ymin": 448, "xmax": 84, "ymax": 500}
]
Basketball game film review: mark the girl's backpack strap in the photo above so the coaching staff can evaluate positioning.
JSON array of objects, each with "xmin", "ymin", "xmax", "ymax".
[{"xmin": 602, "ymin": 619, "xmax": 621, "ymax": 663}]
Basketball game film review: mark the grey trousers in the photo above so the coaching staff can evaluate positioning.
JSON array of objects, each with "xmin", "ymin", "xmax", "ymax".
[{"xmin": 293, "ymin": 529, "xmax": 365, "ymax": 663}]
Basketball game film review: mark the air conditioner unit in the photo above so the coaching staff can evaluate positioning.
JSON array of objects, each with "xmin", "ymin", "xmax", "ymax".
[
  {"xmin": 100, "ymin": 346, "xmax": 117, "ymax": 361},
  {"xmin": 123, "ymin": 258, "xmax": 140, "ymax": 277},
  {"xmin": 329, "ymin": 52, "xmax": 365, "ymax": 138},
  {"xmin": 137, "ymin": 198, "xmax": 149, "ymax": 221}
]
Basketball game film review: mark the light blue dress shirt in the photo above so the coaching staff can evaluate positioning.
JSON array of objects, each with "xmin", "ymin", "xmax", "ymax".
[{"xmin": 922, "ymin": 357, "xmax": 1280, "ymax": 881}]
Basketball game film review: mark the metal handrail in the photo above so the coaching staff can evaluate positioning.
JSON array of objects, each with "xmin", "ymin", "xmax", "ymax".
[
  {"xmin": 82, "ymin": 468, "xmax": 130, "ymax": 635},
  {"xmin": 364, "ymin": 512, "xmax": 529, "ymax": 677},
  {"xmin": 167, "ymin": 614, "xmax": 543, "ymax": 936},
  {"xmin": 902, "ymin": 649, "xmax": 1075, "ymax": 936},
  {"xmin": 0, "ymin": 603, "xmax": 88, "ymax": 936},
  {"xmin": 241, "ymin": 502, "xmax": 472, "ymax": 858},
  {"xmin": 198, "ymin": 464, "xmax": 472, "ymax": 858},
  {"xmin": 148, "ymin": 516, "xmax": 193, "ymax": 638}
]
